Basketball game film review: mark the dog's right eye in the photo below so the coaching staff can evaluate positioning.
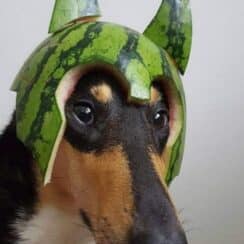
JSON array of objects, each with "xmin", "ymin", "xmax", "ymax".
[
  {"xmin": 73, "ymin": 101, "xmax": 94, "ymax": 126},
  {"xmin": 153, "ymin": 109, "xmax": 169, "ymax": 129}
]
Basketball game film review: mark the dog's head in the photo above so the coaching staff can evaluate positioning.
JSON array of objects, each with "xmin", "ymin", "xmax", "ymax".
[{"xmin": 51, "ymin": 71, "xmax": 187, "ymax": 244}]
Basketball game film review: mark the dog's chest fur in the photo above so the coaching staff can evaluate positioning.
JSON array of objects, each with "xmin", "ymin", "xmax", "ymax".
[{"xmin": 14, "ymin": 206, "xmax": 95, "ymax": 244}]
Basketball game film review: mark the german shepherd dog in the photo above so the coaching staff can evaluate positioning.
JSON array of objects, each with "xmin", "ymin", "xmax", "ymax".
[{"xmin": 0, "ymin": 71, "xmax": 187, "ymax": 243}]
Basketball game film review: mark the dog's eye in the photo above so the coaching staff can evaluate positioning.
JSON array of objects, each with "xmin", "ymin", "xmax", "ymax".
[
  {"xmin": 153, "ymin": 109, "xmax": 169, "ymax": 128},
  {"xmin": 73, "ymin": 101, "xmax": 94, "ymax": 125}
]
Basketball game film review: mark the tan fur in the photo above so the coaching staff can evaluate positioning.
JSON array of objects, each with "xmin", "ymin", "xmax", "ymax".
[
  {"xmin": 16, "ymin": 155, "xmax": 95, "ymax": 244},
  {"xmin": 150, "ymin": 86, "xmax": 162, "ymax": 105},
  {"xmin": 45, "ymin": 139, "xmax": 134, "ymax": 243},
  {"xmin": 90, "ymin": 82, "xmax": 113, "ymax": 103},
  {"xmin": 149, "ymin": 152, "xmax": 167, "ymax": 185}
]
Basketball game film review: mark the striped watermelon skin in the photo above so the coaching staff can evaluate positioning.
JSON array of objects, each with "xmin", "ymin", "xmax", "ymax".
[
  {"xmin": 144, "ymin": 0, "xmax": 192, "ymax": 75},
  {"xmin": 12, "ymin": 21, "xmax": 186, "ymax": 185},
  {"xmin": 49, "ymin": 0, "xmax": 101, "ymax": 33}
]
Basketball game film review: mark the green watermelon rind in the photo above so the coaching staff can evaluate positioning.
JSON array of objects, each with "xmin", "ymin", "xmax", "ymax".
[
  {"xmin": 12, "ymin": 21, "xmax": 186, "ymax": 185},
  {"xmin": 49, "ymin": 0, "xmax": 101, "ymax": 33},
  {"xmin": 144, "ymin": 0, "xmax": 192, "ymax": 74}
]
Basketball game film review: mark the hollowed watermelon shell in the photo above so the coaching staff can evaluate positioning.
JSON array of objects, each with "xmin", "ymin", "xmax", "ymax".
[{"xmin": 12, "ymin": 21, "xmax": 186, "ymax": 185}]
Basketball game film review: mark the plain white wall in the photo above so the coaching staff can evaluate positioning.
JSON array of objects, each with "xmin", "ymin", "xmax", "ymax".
[{"xmin": 0, "ymin": 1, "xmax": 244, "ymax": 243}]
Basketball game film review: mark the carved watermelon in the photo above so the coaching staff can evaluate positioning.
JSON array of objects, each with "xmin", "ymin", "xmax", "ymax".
[{"xmin": 11, "ymin": 0, "xmax": 192, "ymax": 185}]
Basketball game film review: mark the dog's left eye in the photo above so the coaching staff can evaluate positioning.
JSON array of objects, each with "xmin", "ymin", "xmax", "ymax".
[
  {"xmin": 153, "ymin": 109, "xmax": 169, "ymax": 128},
  {"xmin": 73, "ymin": 101, "xmax": 94, "ymax": 125}
]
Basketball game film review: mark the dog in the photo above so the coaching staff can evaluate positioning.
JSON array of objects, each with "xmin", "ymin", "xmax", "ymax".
[{"xmin": 0, "ymin": 71, "xmax": 187, "ymax": 244}]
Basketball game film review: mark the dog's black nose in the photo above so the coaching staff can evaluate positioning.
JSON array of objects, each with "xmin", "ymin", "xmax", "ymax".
[{"xmin": 130, "ymin": 230, "xmax": 188, "ymax": 244}]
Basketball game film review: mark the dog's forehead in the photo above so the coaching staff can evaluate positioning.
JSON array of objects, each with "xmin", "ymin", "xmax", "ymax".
[
  {"xmin": 90, "ymin": 82, "xmax": 113, "ymax": 104},
  {"xmin": 86, "ymin": 79, "xmax": 163, "ymax": 105}
]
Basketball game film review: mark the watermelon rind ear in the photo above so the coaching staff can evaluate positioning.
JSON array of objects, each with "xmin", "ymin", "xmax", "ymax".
[
  {"xmin": 49, "ymin": 0, "xmax": 101, "ymax": 33},
  {"xmin": 144, "ymin": 0, "xmax": 192, "ymax": 75}
]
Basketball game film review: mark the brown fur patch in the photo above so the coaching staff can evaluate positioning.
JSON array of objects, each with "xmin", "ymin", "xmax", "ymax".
[
  {"xmin": 150, "ymin": 86, "xmax": 162, "ymax": 105},
  {"xmin": 90, "ymin": 82, "xmax": 113, "ymax": 103},
  {"xmin": 149, "ymin": 152, "xmax": 167, "ymax": 185},
  {"xmin": 49, "ymin": 139, "xmax": 134, "ymax": 243}
]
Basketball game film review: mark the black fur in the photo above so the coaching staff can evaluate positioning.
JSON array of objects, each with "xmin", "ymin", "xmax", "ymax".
[
  {"xmin": 80, "ymin": 210, "xmax": 93, "ymax": 231},
  {"xmin": 0, "ymin": 114, "xmax": 38, "ymax": 244}
]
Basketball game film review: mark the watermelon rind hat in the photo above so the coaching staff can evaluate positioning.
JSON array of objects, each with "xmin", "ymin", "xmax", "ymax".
[{"xmin": 11, "ymin": 0, "xmax": 192, "ymax": 185}]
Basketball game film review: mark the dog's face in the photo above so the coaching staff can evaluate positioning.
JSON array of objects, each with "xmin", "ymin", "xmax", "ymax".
[{"xmin": 55, "ymin": 71, "xmax": 187, "ymax": 244}]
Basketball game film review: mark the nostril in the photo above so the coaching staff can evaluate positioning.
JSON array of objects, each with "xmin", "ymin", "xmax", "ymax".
[{"xmin": 130, "ymin": 230, "xmax": 188, "ymax": 244}]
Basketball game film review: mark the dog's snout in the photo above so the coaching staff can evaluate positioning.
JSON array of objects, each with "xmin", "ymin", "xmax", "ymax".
[{"xmin": 130, "ymin": 229, "xmax": 188, "ymax": 244}]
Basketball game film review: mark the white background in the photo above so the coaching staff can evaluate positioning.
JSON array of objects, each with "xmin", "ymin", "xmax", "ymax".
[{"xmin": 0, "ymin": 1, "xmax": 244, "ymax": 243}]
